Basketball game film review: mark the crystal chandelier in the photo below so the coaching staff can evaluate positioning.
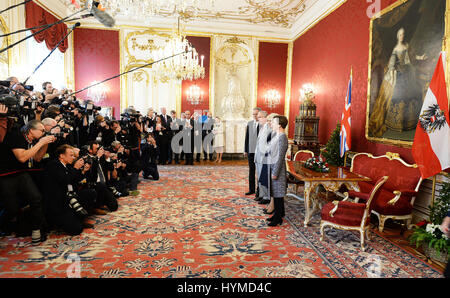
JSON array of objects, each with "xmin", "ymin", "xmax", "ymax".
[
  {"xmin": 98, "ymin": 0, "xmax": 215, "ymax": 19},
  {"xmin": 152, "ymin": 18, "xmax": 205, "ymax": 82},
  {"xmin": 186, "ymin": 85, "xmax": 204, "ymax": 105},
  {"xmin": 264, "ymin": 89, "xmax": 281, "ymax": 108}
]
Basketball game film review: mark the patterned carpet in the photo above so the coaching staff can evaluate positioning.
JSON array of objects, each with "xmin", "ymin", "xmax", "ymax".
[{"xmin": 0, "ymin": 165, "xmax": 443, "ymax": 278}]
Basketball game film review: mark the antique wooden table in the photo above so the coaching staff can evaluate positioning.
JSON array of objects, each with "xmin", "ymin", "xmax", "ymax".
[{"xmin": 286, "ymin": 161, "xmax": 371, "ymax": 227}]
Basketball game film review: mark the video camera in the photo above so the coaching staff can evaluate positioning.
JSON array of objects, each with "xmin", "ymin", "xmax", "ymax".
[
  {"xmin": 0, "ymin": 80, "xmax": 34, "ymax": 92},
  {"xmin": 80, "ymin": 102, "xmax": 101, "ymax": 116},
  {"xmin": 0, "ymin": 95, "xmax": 21, "ymax": 117}
]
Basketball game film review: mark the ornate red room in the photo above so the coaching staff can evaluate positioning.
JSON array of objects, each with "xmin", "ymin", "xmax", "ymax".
[{"xmin": 0, "ymin": 0, "xmax": 449, "ymax": 281}]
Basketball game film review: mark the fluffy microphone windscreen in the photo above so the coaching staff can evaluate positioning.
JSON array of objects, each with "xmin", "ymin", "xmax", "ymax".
[{"xmin": 91, "ymin": 4, "xmax": 115, "ymax": 28}]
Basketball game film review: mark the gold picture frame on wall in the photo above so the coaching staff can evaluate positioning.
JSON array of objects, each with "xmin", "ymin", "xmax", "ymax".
[{"xmin": 366, "ymin": 0, "xmax": 449, "ymax": 147}]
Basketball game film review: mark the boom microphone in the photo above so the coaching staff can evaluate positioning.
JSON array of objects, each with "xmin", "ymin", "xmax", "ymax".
[{"xmin": 90, "ymin": 1, "xmax": 115, "ymax": 28}]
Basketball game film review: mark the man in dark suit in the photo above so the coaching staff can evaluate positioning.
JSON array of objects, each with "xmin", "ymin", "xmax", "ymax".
[
  {"xmin": 202, "ymin": 111, "xmax": 214, "ymax": 161},
  {"xmin": 85, "ymin": 141, "xmax": 118, "ymax": 212},
  {"xmin": 43, "ymin": 145, "xmax": 88, "ymax": 236},
  {"xmin": 193, "ymin": 112, "xmax": 203, "ymax": 162},
  {"xmin": 160, "ymin": 107, "xmax": 172, "ymax": 164},
  {"xmin": 183, "ymin": 110, "xmax": 195, "ymax": 165},
  {"xmin": 244, "ymin": 107, "xmax": 261, "ymax": 196},
  {"xmin": 170, "ymin": 110, "xmax": 182, "ymax": 164}
]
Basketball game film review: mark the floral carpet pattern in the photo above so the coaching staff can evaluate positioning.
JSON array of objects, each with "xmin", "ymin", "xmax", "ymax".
[{"xmin": 0, "ymin": 166, "xmax": 443, "ymax": 278}]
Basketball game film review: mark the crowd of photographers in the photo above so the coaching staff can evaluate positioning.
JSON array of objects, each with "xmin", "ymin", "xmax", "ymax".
[{"xmin": 0, "ymin": 77, "xmax": 156, "ymax": 245}]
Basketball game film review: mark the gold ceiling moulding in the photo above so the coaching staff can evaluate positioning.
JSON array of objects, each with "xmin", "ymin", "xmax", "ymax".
[{"xmin": 61, "ymin": 0, "xmax": 308, "ymax": 29}]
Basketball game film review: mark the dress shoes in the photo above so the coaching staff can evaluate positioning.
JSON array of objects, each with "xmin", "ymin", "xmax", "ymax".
[
  {"xmin": 258, "ymin": 199, "xmax": 270, "ymax": 205},
  {"xmin": 82, "ymin": 219, "xmax": 95, "ymax": 229},
  {"xmin": 93, "ymin": 208, "xmax": 108, "ymax": 215},
  {"xmin": 263, "ymin": 209, "xmax": 274, "ymax": 215},
  {"xmin": 245, "ymin": 191, "xmax": 255, "ymax": 196},
  {"xmin": 267, "ymin": 218, "xmax": 283, "ymax": 227},
  {"xmin": 253, "ymin": 196, "xmax": 262, "ymax": 202}
]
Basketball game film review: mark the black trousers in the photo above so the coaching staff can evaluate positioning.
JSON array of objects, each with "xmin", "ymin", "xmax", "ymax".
[
  {"xmin": 47, "ymin": 210, "xmax": 83, "ymax": 236},
  {"xmin": 95, "ymin": 183, "xmax": 118, "ymax": 212},
  {"xmin": 143, "ymin": 164, "xmax": 159, "ymax": 180},
  {"xmin": 247, "ymin": 153, "xmax": 256, "ymax": 193},
  {"xmin": 0, "ymin": 172, "xmax": 45, "ymax": 231},
  {"xmin": 77, "ymin": 188, "xmax": 97, "ymax": 214},
  {"xmin": 168, "ymin": 136, "xmax": 173, "ymax": 163},
  {"xmin": 273, "ymin": 197, "xmax": 285, "ymax": 219}
]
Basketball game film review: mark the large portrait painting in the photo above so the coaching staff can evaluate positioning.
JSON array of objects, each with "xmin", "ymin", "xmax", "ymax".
[{"xmin": 366, "ymin": 0, "xmax": 448, "ymax": 147}]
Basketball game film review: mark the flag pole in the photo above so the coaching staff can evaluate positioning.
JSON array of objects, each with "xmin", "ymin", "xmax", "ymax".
[{"xmin": 431, "ymin": 175, "xmax": 437, "ymax": 206}]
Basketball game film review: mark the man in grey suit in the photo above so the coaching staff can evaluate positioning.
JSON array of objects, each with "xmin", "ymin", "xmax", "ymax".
[
  {"xmin": 244, "ymin": 107, "xmax": 261, "ymax": 196},
  {"xmin": 254, "ymin": 110, "xmax": 271, "ymax": 204}
]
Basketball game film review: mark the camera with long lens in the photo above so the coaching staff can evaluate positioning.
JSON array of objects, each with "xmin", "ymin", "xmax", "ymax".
[
  {"xmin": 46, "ymin": 130, "xmax": 64, "ymax": 138},
  {"xmin": 82, "ymin": 155, "xmax": 94, "ymax": 165},
  {"xmin": 0, "ymin": 95, "xmax": 21, "ymax": 117}
]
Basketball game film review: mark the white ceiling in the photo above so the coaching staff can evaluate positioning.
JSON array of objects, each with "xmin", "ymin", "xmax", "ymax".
[{"xmin": 37, "ymin": 0, "xmax": 344, "ymax": 40}]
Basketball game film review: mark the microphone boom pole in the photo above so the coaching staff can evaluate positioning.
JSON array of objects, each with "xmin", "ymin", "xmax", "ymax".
[
  {"xmin": 0, "ymin": 8, "xmax": 87, "ymax": 55},
  {"xmin": 0, "ymin": 0, "xmax": 33, "ymax": 15},
  {"xmin": 23, "ymin": 23, "xmax": 81, "ymax": 86},
  {"xmin": 0, "ymin": 14, "xmax": 91, "ymax": 38}
]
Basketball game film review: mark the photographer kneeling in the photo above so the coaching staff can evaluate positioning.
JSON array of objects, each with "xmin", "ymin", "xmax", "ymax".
[
  {"xmin": 0, "ymin": 120, "xmax": 55, "ymax": 245},
  {"xmin": 84, "ymin": 141, "xmax": 118, "ymax": 212},
  {"xmin": 43, "ymin": 145, "xmax": 90, "ymax": 236},
  {"xmin": 141, "ymin": 134, "xmax": 159, "ymax": 181}
]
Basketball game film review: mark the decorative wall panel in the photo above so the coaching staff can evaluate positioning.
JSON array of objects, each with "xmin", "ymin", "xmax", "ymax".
[
  {"xmin": 120, "ymin": 27, "xmax": 180, "ymax": 116},
  {"xmin": 257, "ymin": 42, "xmax": 288, "ymax": 115},
  {"xmin": 181, "ymin": 36, "xmax": 211, "ymax": 114},
  {"xmin": 212, "ymin": 35, "xmax": 258, "ymax": 119},
  {"xmin": 74, "ymin": 28, "xmax": 121, "ymax": 118}
]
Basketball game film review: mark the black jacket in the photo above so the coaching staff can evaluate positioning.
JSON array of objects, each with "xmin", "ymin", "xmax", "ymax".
[{"xmin": 43, "ymin": 159, "xmax": 84, "ymax": 216}]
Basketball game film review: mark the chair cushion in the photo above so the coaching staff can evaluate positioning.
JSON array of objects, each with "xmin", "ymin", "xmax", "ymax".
[
  {"xmin": 321, "ymin": 201, "xmax": 367, "ymax": 227},
  {"xmin": 372, "ymin": 190, "xmax": 413, "ymax": 215},
  {"xmin": 348, "ymin": 190, "xmax": 370, "ymax": 202},
  {"xmin": 352, "ymin": 155, "xmax": 421, "ymax": 192},
  {"xmin": 357, "ymin": 181, "xmax": 375, "ymax": 194},
  {"xmin": 294, "ymin": 152, "xmax": 314, "ymax": 162}
]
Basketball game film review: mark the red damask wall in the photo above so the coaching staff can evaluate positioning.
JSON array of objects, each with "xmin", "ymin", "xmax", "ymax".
[
  {"xmin": 289, "ymin": 0, "xmax": 416, "ymax": 162},
  {"xmin": 74, "ymin": 28, "xmax": 121, "ymax": 119},
  {"xmin": 181, "ymin": 36, "xmax": 211, "ymax": 114},
  {"xmin": 257, "ymin": 42, "xmax": 288, "ymax": 115}
]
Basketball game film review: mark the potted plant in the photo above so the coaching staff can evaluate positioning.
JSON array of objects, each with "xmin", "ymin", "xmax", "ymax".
[{"xmin": 409, "ymin": 180, "xmax": 450, "ymax": 263}]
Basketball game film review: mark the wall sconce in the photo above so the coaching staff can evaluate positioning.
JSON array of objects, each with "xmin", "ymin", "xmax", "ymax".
[
  {"xmin": 186, "ymin": 84, "xmax": 204, "ymax": 105},
  {"xmin": 264, "ymin": 89, "xmax": 281, "ymax": 108},
  {"xmin": 299, "ymin": 83, "xmax": 315, "ymax": 101},
  {"xmin": 87, "ymin": 81, "xmax": 108, "ymax": 103}
]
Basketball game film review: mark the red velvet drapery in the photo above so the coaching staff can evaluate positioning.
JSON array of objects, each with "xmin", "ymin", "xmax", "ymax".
[{"xmin": 25, "ymin": 1, "xmax": 68, "ymax": 53}]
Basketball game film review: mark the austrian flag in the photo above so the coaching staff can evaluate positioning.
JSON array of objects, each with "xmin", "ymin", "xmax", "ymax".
[{"xmin": 412, "ymin": 52, "xmax": 450, "ymax": 179}]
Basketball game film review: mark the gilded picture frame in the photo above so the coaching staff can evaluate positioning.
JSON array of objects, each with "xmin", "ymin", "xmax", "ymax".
[{"xmin": 366, "ymin": 0, "xmax": 449, "ymax": 147}]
